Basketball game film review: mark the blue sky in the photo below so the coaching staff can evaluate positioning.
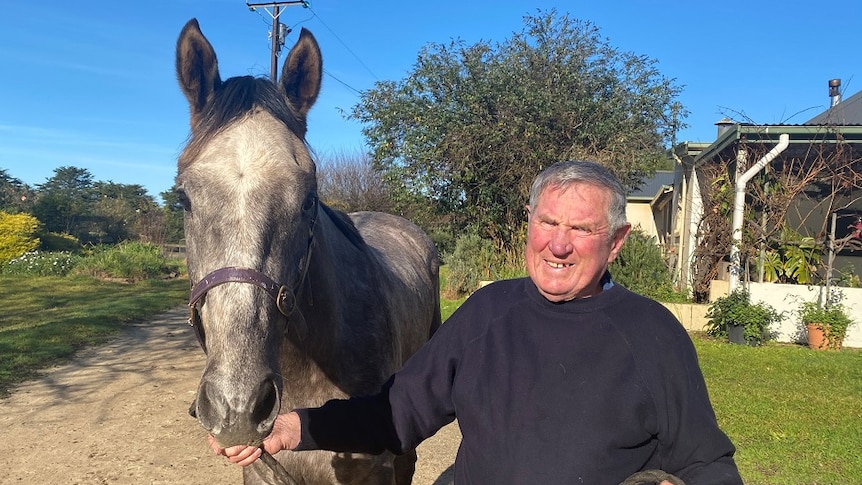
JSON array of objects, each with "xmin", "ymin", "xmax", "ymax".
[{"xmin": 2, "ymin": 1, "xmax": 862, "ymax": 203}]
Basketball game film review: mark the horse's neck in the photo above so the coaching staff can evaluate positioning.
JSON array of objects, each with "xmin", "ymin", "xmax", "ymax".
[
  {"xmin": 295, "ymin": 207, "xmax": 375, "ymax": 344},
  {"xmin": 279, "ymin": 209, "xmax": 392, "ymax": 399}
]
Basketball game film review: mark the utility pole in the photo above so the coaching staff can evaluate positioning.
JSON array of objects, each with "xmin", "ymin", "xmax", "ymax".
[{"xmin": 246, "ymin": 1, "xmax": 310, "ymax": 82}]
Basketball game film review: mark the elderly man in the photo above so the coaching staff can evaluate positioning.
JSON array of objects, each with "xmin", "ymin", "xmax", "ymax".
[{"xmin": 212, "ymin": 161, "xmax": 743, "ymax": 485}]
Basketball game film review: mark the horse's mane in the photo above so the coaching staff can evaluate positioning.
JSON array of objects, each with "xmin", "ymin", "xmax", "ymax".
[
  {"xmin": 179, "ymin": 76, "xmax": 308, "ymax": 171},
  {"xmin": 321, "ymin": 203, "xmax": 367, "ymax": 251}
]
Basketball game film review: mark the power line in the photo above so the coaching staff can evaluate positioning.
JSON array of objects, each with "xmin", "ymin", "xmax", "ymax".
[
  {"xmin": 245, "ymin": 2, "xmax": 370, "ymax": 97},
  {"xmin": 306, "ymin": 5, "xmax": 379, "ymax": 82},
  {"xmin": 323, "ymin": 68, "xmax": 363, "ymax": 97}
]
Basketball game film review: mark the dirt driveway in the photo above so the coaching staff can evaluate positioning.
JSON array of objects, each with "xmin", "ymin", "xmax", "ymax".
[{"xmin": 0, "ymin": 307, "xmax": 459, "ymax": 485}]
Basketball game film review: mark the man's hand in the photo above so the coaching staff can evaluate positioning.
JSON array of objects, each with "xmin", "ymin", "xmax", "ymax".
[
  {"xmin": 208, "ymin": 435, "xmax": 263, "ymax": 466},
  {"xmin": 208, "ymin": 411, "xmax": 302, "ymax": 467}
]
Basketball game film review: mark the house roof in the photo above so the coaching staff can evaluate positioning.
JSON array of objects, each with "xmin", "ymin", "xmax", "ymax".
[
  {"xmin": 628, "ymin": 170, "xmax": 674, "ymax": 201},
  {"xmin": 679, "ymin": 123, "xmax": 862, "ymax": 167},
  {"xmin": 673, "ymin": 89, "xmax": 862, "ymax": 166},
  {"xmin": 805, "ymin": 89, "xmax": 862, "ymax": 125}
]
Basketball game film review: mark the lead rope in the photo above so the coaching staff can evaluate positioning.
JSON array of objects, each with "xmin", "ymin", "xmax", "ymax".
[{"xmin": 259, "ymin": 450, "xmax": 302, "ymax": 485}]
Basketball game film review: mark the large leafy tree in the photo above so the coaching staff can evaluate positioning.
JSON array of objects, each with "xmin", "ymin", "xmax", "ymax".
[
  {"xmin": 159, "ymin": 189, "xmax": 185, "ymax": 244},
  {"xmin": 32, "ymin": 167, "xmax": 161, "ymax": 243},
  {"xmin": 33, "ymin": 166, "xmax": 97, "ymax": 238},
  {"xmin": 352, "ymin": 9, "xmax": 686, "ymax": 248},
  {"xmin": 91, "ymin": 181, "xmax": 157, "ymax": 243},
  {"xmin": 0, "ymin": 169, "xmax": 32, "ymax": 213}
]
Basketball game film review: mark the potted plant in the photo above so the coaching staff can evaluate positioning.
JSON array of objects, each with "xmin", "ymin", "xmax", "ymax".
[
  {"xmin": 705, "ymin": 289, "xmax": 780, "ymax": 346},
  {"xmin": 798, "ymin": 300, "xmax": 854, "ymax": 350}
]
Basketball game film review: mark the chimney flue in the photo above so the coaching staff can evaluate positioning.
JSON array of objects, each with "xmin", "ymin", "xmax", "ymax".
[
  {"xmin": 715, "ymin": 117, "xmax": 735, "ymax": 139},
  {"xmin": 829, "ymin": 79, "xmax": 842, "ymax": 107}
]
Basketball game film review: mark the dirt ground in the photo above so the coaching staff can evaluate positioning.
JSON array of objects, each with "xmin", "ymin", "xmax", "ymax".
[{"xmin": 0, "ymin": 307, "xmax": 459, "ymax": 485}]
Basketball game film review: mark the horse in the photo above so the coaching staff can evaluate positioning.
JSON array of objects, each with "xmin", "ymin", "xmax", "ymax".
[{"xmin": 174, "ymin": 19, "xmax": 442, "ymax": 485}]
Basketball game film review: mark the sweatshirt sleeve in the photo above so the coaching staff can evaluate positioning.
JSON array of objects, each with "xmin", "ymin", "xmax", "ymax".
[
  {"xmin": 645, "ymin": 310, "xmax": 743, "ymax": 485},
  {"xmin": 293, "ymin": 386, "xmax": 402, "ymax": 454},
  {"xmin": 293, "ymin": 303, "xmax": 469, "ymax": 454}
]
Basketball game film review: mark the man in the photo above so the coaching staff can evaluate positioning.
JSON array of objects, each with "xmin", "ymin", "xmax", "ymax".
[{"xmin": 213, "ymin": 161, "xmax": 743, "ymax": 484}]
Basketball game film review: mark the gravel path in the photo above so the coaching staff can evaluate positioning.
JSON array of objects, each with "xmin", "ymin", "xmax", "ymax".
[{"xmin": 0, "ymin": 307, "xmax": 458, "ymax": 485}]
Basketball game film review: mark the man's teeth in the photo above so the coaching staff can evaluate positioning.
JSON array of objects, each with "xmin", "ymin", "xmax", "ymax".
[{"xmin": 547, "ymin": 261, "xmax": 572, "ymax": 268}]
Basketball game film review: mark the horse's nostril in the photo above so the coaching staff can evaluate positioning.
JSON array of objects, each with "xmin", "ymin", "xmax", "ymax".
[
  {"xmin": 194, "ymin": 380, "xmax": 226, "ymax": 434},
  {"xmin": 252, "ymin": 377, "xmax": 281, "ymax": 433}
]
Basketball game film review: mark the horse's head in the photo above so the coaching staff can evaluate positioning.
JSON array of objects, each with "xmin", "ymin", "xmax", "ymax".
[{"xmin": 174, "ymin": 18, "xmax": 322, "ymax": 447}]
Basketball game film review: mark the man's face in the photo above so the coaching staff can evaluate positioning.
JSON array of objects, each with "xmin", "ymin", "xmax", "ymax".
[{"xmin": 525, "ymin": 183, "xmax": 630, "ymax": 302}]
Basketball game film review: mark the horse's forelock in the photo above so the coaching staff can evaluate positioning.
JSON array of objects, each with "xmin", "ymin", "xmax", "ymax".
[{"xmin": 179, "ymin": 76, "xmax": 307, "ymax": 172}]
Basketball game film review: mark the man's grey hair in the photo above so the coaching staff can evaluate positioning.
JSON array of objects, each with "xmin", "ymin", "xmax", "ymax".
[{"xmin": 528, "ymin": 160, "xmax": 629, "ymax": 235}]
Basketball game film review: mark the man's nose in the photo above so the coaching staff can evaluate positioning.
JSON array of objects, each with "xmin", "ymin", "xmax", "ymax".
[{"xmin": 548, "ymin": 228, "xmax": 573, "ymax": 256}]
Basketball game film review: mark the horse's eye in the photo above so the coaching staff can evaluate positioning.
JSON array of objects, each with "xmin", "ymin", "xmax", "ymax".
[
  {"xmin": 302, "ymin": 194, "xmax": 317, "ymax": 212},
  {"xmin": 175, "ymin": 188, "xmax": 192, "ymax": 212}
]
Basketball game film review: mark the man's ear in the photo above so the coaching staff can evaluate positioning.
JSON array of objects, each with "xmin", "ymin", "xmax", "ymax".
[{"xmin": 607, "ymin": 223, "xmax": 632, "ymax": 263}]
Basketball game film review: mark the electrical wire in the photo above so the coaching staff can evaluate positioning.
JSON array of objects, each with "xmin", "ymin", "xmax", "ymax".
[
  {"xmin": 306, "ymin": 5, "xmax": 379, "ymax": 81},
  {"xmin": 246, "ymin": 2, "xmax": 371, "ymax": 97}
]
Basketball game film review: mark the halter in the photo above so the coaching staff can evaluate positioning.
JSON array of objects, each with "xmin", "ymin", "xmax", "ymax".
[{"xmin": 187, "ymin": 196, "xmax": 318, "ymax": 353}]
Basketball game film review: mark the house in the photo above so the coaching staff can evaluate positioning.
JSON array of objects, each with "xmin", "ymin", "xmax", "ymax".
[
  {"xmin": 670, "ymin": 80, "xmax": 862, "ymax": 301},
  {"xmin": 625, "ymin": 169, "xmax": 675, "ymax": 243}
]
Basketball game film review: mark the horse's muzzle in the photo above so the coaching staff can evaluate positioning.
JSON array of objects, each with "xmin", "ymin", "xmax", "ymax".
[{"xmin": 193, "ymin": 373, "xmax": 282, "ymax": 447}]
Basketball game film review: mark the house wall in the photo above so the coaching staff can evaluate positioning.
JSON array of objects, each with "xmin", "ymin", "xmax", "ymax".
[
  {"xmin": 677, "ymin": 163, "xmax": 703, "ymax": 291},
  {"xmin": 626, "ymin": 202, "xmax": 658, "ymax": 239},
  {"xmin": 713, "ymin": 281, "xmax": 862, "ymax": 348}
]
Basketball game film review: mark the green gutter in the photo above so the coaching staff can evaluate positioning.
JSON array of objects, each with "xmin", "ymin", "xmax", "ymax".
[{"xmin": 692, "ymin": 124, "xmax": 862, "ymax": 165}]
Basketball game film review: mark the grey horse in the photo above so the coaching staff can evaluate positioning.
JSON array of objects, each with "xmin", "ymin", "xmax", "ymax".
[{"xmin": 175, "ymin": 19, "xmax": 441, "ymax": 485}]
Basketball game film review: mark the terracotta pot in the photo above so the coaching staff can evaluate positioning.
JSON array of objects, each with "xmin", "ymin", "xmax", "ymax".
[{"xmin": 806, "ymin": 323, "xmax": 840, "ymax": 350}]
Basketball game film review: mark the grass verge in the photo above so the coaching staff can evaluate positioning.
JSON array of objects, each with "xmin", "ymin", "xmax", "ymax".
[
  {"xmin": 0, "ymin": 274, "xmax": 188, "ymax": 396},
  {"xmin": 696, "ymin": 336, "xmax": 862, "ymax": 484}
]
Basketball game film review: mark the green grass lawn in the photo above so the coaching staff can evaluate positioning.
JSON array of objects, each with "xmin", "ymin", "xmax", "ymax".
[
  {"xmin": 1, "ymin": 275, "xmax": 859, "ymax": 483},
  {"xmin": 0, "ymin": 274, "xmax": 188, "ymax": 395},
  {"xmin": 696, "ymin": 336, "xmax": 862, "ymax": 484}
]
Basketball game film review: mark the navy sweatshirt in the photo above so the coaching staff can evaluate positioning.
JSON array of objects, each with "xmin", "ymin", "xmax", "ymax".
[{"xmin": 296, "ymin": 277, "xmax": 742, "ymax": 485}]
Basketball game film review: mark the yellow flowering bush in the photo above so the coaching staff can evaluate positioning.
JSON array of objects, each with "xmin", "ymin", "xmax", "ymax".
[{"xmin": 0, "ymin": 212, "xmax": 42, "ymax": 264}]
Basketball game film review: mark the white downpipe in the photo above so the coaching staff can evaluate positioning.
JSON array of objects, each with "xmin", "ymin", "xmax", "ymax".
[{"xmin": 728, "ymin": 133, "xmax": 790, "ymax": 294}]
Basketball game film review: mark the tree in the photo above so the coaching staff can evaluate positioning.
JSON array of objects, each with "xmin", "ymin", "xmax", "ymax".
[
  {"xmin": 352, "ymin": 9, "xmax": 686, "ymax": 249},
  {"xmin": 91, "ymin": 181, "xmax": 158, "ymax": 243},
  {"xmin": 317, "ymin": 151, "xmax": 393, "ymax": 214},
  {"xmin": 0, "ymin": 169, "xmax": 32, "ymax": 213},
  {"xmin": 32, "ymin": 166, "xmax": 96, "ymax": 238},
  {"xmin": 30, "ymin": 167, "xmax": 161, "ymax": 244},
  {"xmin": 159, "ymin": 188, "xmax": 185, "ymax": 244}
]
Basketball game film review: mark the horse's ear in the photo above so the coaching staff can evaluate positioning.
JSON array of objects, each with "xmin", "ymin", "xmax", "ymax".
[
  {"xmin": 280, "ymin": 28, "xmax": 322, "ymax": 119},
  {"xmin": 176, "ymin": 18, "xmax": 222, "ymax": 127}
]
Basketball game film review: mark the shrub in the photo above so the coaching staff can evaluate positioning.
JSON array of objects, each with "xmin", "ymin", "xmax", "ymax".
[
  {"xmin": 40, "ymin": 232, "xmax": 81, "ymax": 252},
  {"xmin": 73, "ymin": 241, "xmax": 172, "ymax": 281},
  {"xmin": 705, "ymin": 289, "xmax": 781, "ymax": 346},
  {"xmin": 1, "ymin": 250, "xmax": 79, "ymax": 276},
  {"xmin": 443, "ymin": 234, "xmax": 498, "ymax": 297},
  {"xmin": 799, "ymin": 296, "xmax": 855, "ymax": 350},
  {"xmin": 0, "ymin": 212, "xmax": 41, "ymax": 264},
  {"xmin": 443, "ymin": 233, "xmax": 525, "ymax": 297},
  {"xmin": 611, "ymin": 229, "xmax": 689, "ymax": 303}
]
